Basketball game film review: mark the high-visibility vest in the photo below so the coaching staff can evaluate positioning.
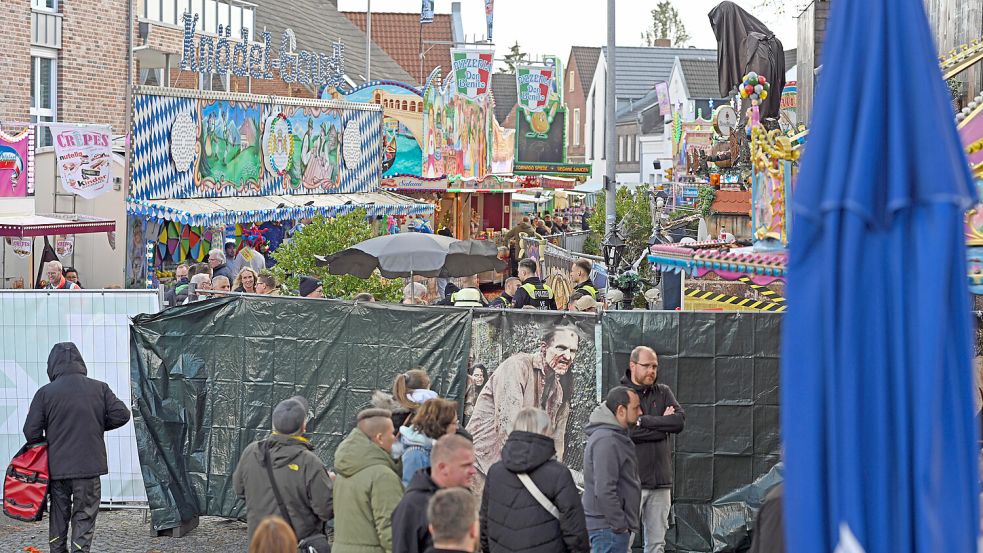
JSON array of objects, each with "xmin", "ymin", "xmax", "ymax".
[
  {"xmin": 577, "ymin": 283, "xmax": 598, "ymax": 299},
  {"xmin": 521, "ymin": 282, "xmax": 555, "ymax": 310}
]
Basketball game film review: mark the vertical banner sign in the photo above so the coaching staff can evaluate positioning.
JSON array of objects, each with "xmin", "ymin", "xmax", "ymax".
[
  {"xmin": 421, "ymin": 0, "xmax": 434, "ymax": 24},
  {"xmin": 516, "ymin": 64, "xmax": 560, "ymax": 135},
  {"xmin": 656, "ymin": 82, "xmax": 672, "ymax": 116},
  {"xmin": 485, "ymin": 0, "xmax": 494, "ymax": 41},
  {"xmin": 451, "ymin": 48, "xmax": 494, "ymax": 99},
  {"xmin": 0, "ymin": 128, "xmax": 34, "ymax": 198},
  {"xmin": 49, "ymin": 124, "xmax": 113, "ymax": 199}
]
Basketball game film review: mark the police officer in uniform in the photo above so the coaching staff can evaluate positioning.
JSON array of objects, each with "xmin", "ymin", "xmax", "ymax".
[
  {"xmin": 570, "ymin": 258, "xmax": 599, "ymax": 299},
  {"xmin": 511, "ymin": 259, "xmax": 557, "ymax": 310},
  {"xmin": 489, "ymin": 277, "xmax": 521, "ymax": 309}
]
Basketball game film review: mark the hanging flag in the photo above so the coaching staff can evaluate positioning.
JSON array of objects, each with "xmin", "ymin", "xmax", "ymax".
[
  {"xmin": 655, "ymin": 82, "xmax": 672, "ymax": 116},
  {"xmin": 485, "ymin": 0, "xmax": 494, "ymax": 41},
  {"xmin": 49, "ymin": 123, "xmax": 113, "ymax": 199},
  {"xmin": 450, "ymin": 48, "xmax": 494, "ymax": 99},
  {"xmin": 0, "ymin": 127, "xmax": 34, "ymax": 198},
  {"xmin": 421, "ymin": 0, "xmax": 434, "ymax": 24}
]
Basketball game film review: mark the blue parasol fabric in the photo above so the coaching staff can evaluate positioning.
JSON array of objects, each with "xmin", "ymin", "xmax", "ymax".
[{"xmin": 780, "ymin": 0, "xmax": 980, "ymax": 551}]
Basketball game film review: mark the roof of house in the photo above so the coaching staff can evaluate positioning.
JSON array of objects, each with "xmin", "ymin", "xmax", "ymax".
[
  {"xmin": 491, "ymin": 73, "xmax": 517, "ymax": 125},
  {"xmin": 342, "ymin": 11, "xmax": 453, "ymax": 84},
  {"xmin": 711, "ymin": 190, "xmax": 752, "ymax": 215},
  {"xmin": 617, "ymin": 88, "xmax": 661, "ymax": 123},
  {"xmin": 678, "ymin": 58, "xmax": 722, "ymax": 99},
  {"xmin": 570, "ymin": 46, "xmax": 601, "ymax": 91},
  {"xmin": 600, "ymin": 46, "xmax": 718, "ymax": 99},
  {"xmin": 784, "ymin": 48, "xmax": 797, "ymax": 70},
  {"xmin": 250, "ymin": 0, "xmax": 416, "ymax": 87}
]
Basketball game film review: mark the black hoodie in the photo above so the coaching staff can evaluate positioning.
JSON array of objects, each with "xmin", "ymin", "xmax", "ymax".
[
  {"xmin": 620, "ymin": 370, "xmax": 685, "ymax": 488},
  {"xmin": 23, "ymin": 343, "xmax": 131, "ymax": 479},
  {"xmin": 392, "ymin": 468, "xmax": 441, "ymax": 553},
  {"xmin": 481, "ymin": 431, "xmax": 589, "ymax": 553}
]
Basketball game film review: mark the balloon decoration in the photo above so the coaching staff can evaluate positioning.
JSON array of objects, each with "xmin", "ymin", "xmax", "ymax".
[{"xmin": 739, "ymin": 72, "xmax": 770, "ymax": 102}]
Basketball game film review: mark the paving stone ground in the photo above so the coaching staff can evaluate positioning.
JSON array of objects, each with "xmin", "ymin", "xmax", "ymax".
[{"xmin": 0, "ymin": 509, "xmax": 249, "ymax": 553}]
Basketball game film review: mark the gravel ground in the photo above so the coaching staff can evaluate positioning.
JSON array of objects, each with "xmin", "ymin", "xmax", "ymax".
[{"xmin": 0, "ymin": 509, "xmax": 248, "ymax": 552}]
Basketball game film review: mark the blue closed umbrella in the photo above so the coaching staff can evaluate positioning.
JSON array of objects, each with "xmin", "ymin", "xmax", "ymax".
[{"xmin": 781, "ymin": 0, "xmax": 980, "ymax": 551}]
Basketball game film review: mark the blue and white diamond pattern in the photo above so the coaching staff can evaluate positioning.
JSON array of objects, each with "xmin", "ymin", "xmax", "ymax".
[
  {"xmin": 131, "ymin": 95, "xmax": 198, "ymax": 201},
  {"xmin": 339, "ymin": 109, "xmax": 382, "ymax": 194}
]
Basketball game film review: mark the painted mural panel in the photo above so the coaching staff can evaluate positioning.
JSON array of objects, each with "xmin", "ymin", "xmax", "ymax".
[
  {"xmin": 422, "ymin": 71, "xmax": 493, "ymax": 180},
  {"xmin": 335, "ymin": 83, "xmax": 425, "ymax": 178},
  {"xmin": 198, "ymin": 99, "xmax": 263, "ymax": 194},
  {"xmin": 286, "ymin": 106, "xmax": 344, "ymax": 191}
]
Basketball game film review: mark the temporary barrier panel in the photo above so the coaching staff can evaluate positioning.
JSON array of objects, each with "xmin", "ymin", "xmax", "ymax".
[
  {"xmin": 0, "ymin": 290, "xmax": 160, "ymax": 503},
  {"xmin": 130, "ymin": 296, "xmax": 472, "ymax": 531},
  {"xmin": 601, "ymin": 311, "xmax": 782, "ymax": 553}
]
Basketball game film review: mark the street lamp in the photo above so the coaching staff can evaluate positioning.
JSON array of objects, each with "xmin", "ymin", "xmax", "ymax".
[{"xmin": 602, "ymin": 229, "xmax": 626, "ymax": 274}]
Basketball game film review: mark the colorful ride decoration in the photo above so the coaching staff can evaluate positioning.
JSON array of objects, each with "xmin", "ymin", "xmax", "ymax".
[{"xmin": 750, "ymin": 126, "xmax": 799, "ymax": 252}]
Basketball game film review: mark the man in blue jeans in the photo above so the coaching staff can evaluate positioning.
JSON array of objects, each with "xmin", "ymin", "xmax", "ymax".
[{"xmin": 582, "ymin": 387, "xmax": 642, "ymax": 553}]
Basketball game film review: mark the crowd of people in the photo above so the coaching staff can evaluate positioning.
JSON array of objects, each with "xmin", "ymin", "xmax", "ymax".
[
  {"xmin": 21, "ymin": 331, "xmax": 780, "ymax": 553},
  {"xmin": 226, "ymin": 342, "xmax": 692, "ymax": 553}
]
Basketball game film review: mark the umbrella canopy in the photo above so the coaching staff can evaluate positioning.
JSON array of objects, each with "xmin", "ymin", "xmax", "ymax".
[
  {"xmin": 316, "ymin": 233, "xmax": 505, "ymax": 279},
  {"xmin": 781, "ymin": 0, "xmax": 979, "ymax": 551}
]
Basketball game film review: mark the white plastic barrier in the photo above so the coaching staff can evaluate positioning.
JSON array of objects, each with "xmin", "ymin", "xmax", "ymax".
[{"xmin": 0, "ymin": 290, "xmax": 160, "ymax": 503}]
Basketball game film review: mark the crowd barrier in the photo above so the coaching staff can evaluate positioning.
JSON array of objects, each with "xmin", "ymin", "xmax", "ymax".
[
  {"xmin": 130, "ymin": 296, "xmax": 782, "ymax": 551},
  {"xmin": 0, "ymin": 289, "xmax": 161, "ymax": 504}
]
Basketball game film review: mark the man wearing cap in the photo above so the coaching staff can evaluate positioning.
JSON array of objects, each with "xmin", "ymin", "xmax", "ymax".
[
  {"xmin": 233, "ymin": 396, "xmax": 333, "ymax": 545},
  {"xmin": 452, "ymin": 288, "xmax": 486, "ymax": 307},
  {"xmin": 300, "ymin": 276, "xmax": 324, "ymax": 299}
]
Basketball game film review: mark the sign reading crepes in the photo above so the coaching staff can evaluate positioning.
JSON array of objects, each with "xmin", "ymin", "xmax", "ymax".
[{"xmin": 50, "ymin": 124, "xmax": 113, "ymax": 199}]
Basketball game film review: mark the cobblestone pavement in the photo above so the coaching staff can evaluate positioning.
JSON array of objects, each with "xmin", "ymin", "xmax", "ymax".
[{"xmin": 0, "ymin": 509, "xmax": 248, "ymax": 552}]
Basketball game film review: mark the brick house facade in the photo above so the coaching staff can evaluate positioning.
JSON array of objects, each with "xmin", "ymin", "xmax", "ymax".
[{"xmin": 564, "ymin": 46, "xmax": 599, "ymax": 164}]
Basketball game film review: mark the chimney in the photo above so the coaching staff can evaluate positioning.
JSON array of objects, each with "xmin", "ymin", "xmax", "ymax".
[{"xmin": 654, "ymin": 39, "xmax": 671, "ymax": 48}]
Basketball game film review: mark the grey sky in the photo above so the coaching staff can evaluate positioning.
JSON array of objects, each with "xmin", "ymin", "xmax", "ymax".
[{"xmin": 337, "ymin": 0, "xmax": 800, "ymax": 71}]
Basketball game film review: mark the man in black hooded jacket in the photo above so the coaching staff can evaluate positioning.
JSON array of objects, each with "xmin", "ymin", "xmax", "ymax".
[
  {"xmin": 24, "ymin": 342, "xmax": 131, "ymax": 553},
  {"xmin": 392, "ymin": 435, "xmax": 476, "ymax": 553},
  {"xmin": 621, "ymin": 346, "xmax": 685, "ymax": 553}
]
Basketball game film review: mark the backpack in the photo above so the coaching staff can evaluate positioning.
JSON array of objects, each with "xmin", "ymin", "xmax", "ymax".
[{"xmin": 3, "ymin": 442, "xmax": 49, "ymax": 522}]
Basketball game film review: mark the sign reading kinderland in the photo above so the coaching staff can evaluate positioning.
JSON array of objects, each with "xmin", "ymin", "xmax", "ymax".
[{"xmin": 451, "ymin": 48, "xmax": 494, "ymax": 99}]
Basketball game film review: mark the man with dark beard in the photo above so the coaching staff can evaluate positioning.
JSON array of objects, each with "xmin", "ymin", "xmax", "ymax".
[{"xmin": 466, "ymin": 326, "xmax": 580, "ymax": 485}]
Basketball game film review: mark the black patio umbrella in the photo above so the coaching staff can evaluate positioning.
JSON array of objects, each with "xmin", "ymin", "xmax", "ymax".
[{"xmin": 315, "ymin": 233, "xmax": 505, "ymax": 279}]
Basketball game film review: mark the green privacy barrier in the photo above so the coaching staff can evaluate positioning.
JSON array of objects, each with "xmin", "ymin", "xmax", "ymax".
[
  {"xmin": 132, "ymin": 299, "xmax": 785, "ymax": 552},
  {"xmin": 130, "ymin": 296, "xmax": 471, "ymax": 531},
  {"xmin": 601, "ymin": 311, "xmax": 782, "ymax": 553}
]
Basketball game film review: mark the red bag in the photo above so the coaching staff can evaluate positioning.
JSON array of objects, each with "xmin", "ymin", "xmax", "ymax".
[{"xmin": 3, "ymin": 443, "xmax": 49, "ymax": 522}]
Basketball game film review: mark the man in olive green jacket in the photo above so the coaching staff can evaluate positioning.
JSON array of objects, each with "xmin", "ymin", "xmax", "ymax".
[
  {"xmin": 333, "ymin": 408, "xmax": 405, "ymax": 553},
  {"xmin": 233, "ymin": 396, "xmax": 333, "ymax": 542}
]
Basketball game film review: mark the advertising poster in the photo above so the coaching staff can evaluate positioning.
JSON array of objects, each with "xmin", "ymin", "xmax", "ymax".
[
  {"xmin": 50, "ymin": 124, "xmax": 113, "ymax": 199},
  {"xmin": 466, "ymin": 311, "xmax": 598, "ymax": 477},
  {"xmin": 339, "ymin": 83, "xmax": 425, "ymax": 177},
  {"xmin": 451, "ymin": 48, "xmax": 494, "ymax": 99},
  {"xmin": 516, "ymin": 63, "xmax": 561, "ymax": 137},
  {"xmin": 0, "ymin": 128, "xmax": 33, "ymax": 197},
  {"xmin": 198, "ymin": 100, "xmax": 262, "ymax": 194}
]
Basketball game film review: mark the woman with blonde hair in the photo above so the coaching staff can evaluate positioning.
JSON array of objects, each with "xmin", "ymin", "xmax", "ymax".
[
  {"xmin": 248, "ymin": 516, "xmax": 297, "ymax": 553},
  {"xmin": 233, "ymin": 267, "xmax": 259, "ymax": 293},
  {"xmin": 392, "ymin": 368, "xmax": 438, "ymax": 410},
  {"xmin": 399, "ymin": 398, "xmax": 460, "ymax": 486},
  {"xmin": 480, "ymin": 407, "xmax": 589, "ymax": 553}
]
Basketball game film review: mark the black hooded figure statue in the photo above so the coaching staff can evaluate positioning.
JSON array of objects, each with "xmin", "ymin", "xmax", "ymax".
[{"xmin": 709, "ymin": 1, "xmax": 786, "ymax": 121}]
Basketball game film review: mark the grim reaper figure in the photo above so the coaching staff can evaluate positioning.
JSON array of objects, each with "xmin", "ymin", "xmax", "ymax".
[{"xmin": 709, "ymin": 1, "xmax": 786, "ymax": 122}]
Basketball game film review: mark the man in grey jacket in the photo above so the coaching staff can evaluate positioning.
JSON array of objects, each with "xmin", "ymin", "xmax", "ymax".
[{"xmin": 582, "ymin": 386, "xmax": 642, "ymax": 553}]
